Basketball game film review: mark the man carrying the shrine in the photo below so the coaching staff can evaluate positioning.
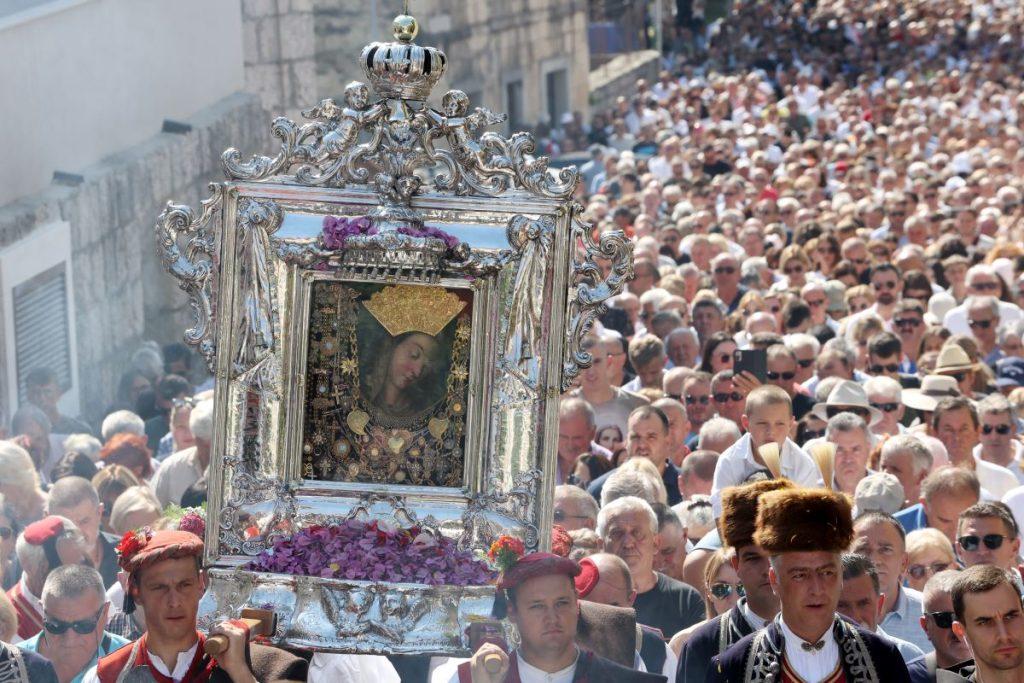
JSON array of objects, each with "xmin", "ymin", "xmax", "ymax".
[
  {"xmin": 457, "ymin": 550, "xmax": 666, "ymax": 682},
  {"xmin": 709, "ymin": 487, "xmax": 910, "ymax": 682},
  {"xmin": 82, "ymin": 529, "xmax": 306, "ymax": 682}
]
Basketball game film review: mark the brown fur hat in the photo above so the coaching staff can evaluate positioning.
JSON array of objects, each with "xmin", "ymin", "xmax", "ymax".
[
  {"xmin": 720, "ymin": 478, "xmax": 796, "ymax": 549},
  {"xmin": 753, "ymin": 488, "xmax": 854, "ymax": 555}
]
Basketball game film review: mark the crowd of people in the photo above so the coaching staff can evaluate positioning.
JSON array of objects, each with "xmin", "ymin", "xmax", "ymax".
[
  {"xmin": 536, "ymin": 0, "xmax": 1024, "ymax": 681},
  {"xmin": 5, "ymin": 0, "xmax": 1024, "ymax": 681}
]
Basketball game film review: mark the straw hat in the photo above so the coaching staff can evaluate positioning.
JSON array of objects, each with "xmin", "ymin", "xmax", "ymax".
[
  {"xmin": 933, "ymin": 345, "xmax": 978, "ymax": 375},
  {"xmin": 901, "ymin": 375, "xmax": 961, "ymax": 412},
  {"xmin": 811, "ymin": 380, "xmax": 883, "ymax": 426}
]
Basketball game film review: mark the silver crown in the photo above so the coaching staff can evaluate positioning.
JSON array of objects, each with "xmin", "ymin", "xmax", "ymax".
[{"xmin": 360, "ymin": 14, "xmax": 447, "ymax": 101}]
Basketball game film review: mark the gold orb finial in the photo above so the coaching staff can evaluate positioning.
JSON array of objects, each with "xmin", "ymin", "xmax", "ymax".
[{"xmin": 393, "ymin": 13, "xmax": 418, "ymax": 43}]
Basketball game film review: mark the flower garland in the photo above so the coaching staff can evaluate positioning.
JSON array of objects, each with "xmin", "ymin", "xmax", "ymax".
[
  {"xmin": 320, "ymin": 216, "xmax": 461, "ymax": 251},
  {"xmin": 245, "ymin": 519, "xmax": 497, "ymax": 586}
]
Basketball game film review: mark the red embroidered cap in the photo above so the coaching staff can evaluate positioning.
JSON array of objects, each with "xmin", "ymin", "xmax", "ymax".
[
  {"xmin": 117, "ymin": 529, "xmax": 204, "ymax": 574},
  {"xmin": 497, "ymin": 552, "xmax": 580, "ymax": 591},
  {"xmin": 23, "ymin": 516, "xmax": 65, "ymax": 545}
]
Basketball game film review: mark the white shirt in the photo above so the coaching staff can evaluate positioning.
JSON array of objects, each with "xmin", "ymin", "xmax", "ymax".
[
  {"xmin": 150, "ymin": 446, "xmax": 205, "ymax": 508},
  {"xmin": 943, "ymin": 300, "xmax": 1023, "ymax": 336},
  {"xmin": 711, "ymin": 434, "xmax": 824, "ymax": 514},
  {"xmin": 974, "ymin": 441, "xmax": 1024, "ymax": 485},
  {"xmin": 973, "ymin": 457, "xmax": 1021, "ymax": 499},
  {"xmin": 1004, "ymin": 485, "xmax": 1024, "ymax": 536},
  {"xmin": 81, "ymin": 640, "xmax": 200, "ymax": 683},
  {"xmin": 740, "ymin": 600, "xmax": 769, "ymax": 630},
  {"xmin": 308, "ymin": 653, "xmax": 401, "ymax": 682},
  {"xmin": 779, "ymin": 615, "xmax": 840, "ymax": 683},
  {"xmin": 443, "ymin": 649, "xmax": 579, "ymax": 683}
]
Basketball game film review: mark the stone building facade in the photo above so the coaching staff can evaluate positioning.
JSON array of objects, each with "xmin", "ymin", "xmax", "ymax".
[
  {"xmin": 314, "ymin": 0, "xmax": 590, "ymax": 133},
  {"xmin": 0, "ymin": 0, "xmax": 318, "ymax": 424}
]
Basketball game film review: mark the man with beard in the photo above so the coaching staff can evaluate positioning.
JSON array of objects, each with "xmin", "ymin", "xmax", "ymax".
[
  {"xmin": 709, "ymin": 487, "xmax": 909, "ymax": 682},
  {"xmin": 675, "ymin": 478, "xmax": 793, "ymax": 681},
  {"xmin": 907, "ymin": 571, "xmax": 972, "ymax": 683}
]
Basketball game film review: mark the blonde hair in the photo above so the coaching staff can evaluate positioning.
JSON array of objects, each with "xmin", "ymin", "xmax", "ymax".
[
  {"xmin": 0, "ymin": 442, "xmax": 41, "ymax": 492},
  {"xmin": 0, "ymin": 592, "xmax": 17, "ymax": 642},
  {"xmin": 743, "ymin": 385, "xmax": 793, "ymax": 419},
  {"xmin": 109, "ymin": 486, "xmax": 162, "ymax": 536},
  {"xmin": 906, "ymin": 527, "xmax": 956, "ymax": 564}
]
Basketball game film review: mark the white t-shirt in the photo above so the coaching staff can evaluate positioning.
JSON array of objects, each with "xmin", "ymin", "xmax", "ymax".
[{"xmin": 711, "ymin": 434, "xmax": 824, "ymax": 515}]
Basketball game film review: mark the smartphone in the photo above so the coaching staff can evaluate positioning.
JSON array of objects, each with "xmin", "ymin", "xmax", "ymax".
[{"xmin": 734, "ymin": 348, "xmax": 767, "ymax": 383}]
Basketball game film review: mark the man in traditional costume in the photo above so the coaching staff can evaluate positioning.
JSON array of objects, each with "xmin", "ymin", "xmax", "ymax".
[
  {"xmin": 0, "ymin": 640, "xmax": 57, "ymax": 683},
  {"xmin": 7, "ymin": 516, "xmax": 89, "ymax": 641},
  {"xmin": 676, "ymin": 478, "xmax": 794, "ymax": 681},
  {"xmin": 708, "ymin": 487, "xmax": 910, "ymax": 682},
  {"xmin": 456, "ymin": 551, "xmax": 667, "ymax": 682},
  {"xmin": 82, "ymin": 529, "xmax": 306, "ymax": 682}
]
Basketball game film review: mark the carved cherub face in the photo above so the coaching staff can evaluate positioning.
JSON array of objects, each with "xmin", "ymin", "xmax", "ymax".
[
  {"xmin": 442, "ymin": 90, "xmax": 469, "ymax": 116},
  {"xmin": 345, "ymin": 82, "xmax": 370, "ymax": 110}
]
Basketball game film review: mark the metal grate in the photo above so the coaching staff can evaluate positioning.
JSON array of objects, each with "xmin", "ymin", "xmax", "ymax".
[{"xmin": 12, "ymin": 262, "xmax": 71, "ymax": 403}]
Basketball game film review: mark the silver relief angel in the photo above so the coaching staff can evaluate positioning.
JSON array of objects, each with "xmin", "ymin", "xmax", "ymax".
[
  {"xmin": 296, "ymin": 81, "xmax": 388, "ymax": 186},
  {"xmin": 424, "ymin": 90, "xmax": 515, "ymax": 192}
]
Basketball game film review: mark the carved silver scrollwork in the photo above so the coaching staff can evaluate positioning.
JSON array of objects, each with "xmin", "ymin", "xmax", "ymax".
[
  {"xmin": 504, "ymin": 215, "xmax": 554, "ymax": 366},
  {"xmin": 155, "ymin": 184, "xmax": 224, "ymax": 372},
  {"xmin": 563, "ymin": 203, "xmax": 635, "ymax": 391},
  {"xmin": 219, "ymin": 86, "xmax": 580, "ymax": 212},
  {"xmin": 461, "ymin": 469, "xmax": 542, "ymax": 552}
]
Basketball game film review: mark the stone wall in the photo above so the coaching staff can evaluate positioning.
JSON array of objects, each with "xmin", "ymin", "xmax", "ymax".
[
  {"xmin": 589, "ymin": 50, "xmax": 661, "ymax": 114},
  {"xmin": 241, "ymin": 0, "xmax": 319, "ymax": 121},
  {"xmin": 313, "ymin": 0, "xmax": 590, "ymax": 128},
  {"xmin": 0, "ymin": 93, "xmax": 268, "ymax": 425}
]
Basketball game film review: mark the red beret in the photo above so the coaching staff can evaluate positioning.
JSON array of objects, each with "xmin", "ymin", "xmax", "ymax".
[
  {"xmin": 24, "ymin": 517, "xmax": 65, "ymax": 546},
  {"xmin": 117, "ymin": 529, "xmax": 204, "ymax": 575},
  {"xmin": 574, "ymin": 558, "xmax": 600, "ymax": 598},
  {"xmin": 498, "ymin": 552, "xmax": 580, "ymax": 590}
]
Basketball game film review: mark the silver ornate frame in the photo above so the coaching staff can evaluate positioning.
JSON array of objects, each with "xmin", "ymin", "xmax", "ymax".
[{"xmin": 155, "ymin": 9, "xmax": 632, "ymax": 654}]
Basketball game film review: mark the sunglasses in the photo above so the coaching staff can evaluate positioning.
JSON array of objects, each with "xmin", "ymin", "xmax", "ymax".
[
  {"xmin": 784, "ymin": 266, "xmax": 804, "ymax": 275},
  {"xmin": 709, "ymin": 582, "xmax": 745, "ymax": 600},
  {"xmin": 766, "ymin": 371, "xmax": 795, "ymax": 381},
  {"xmin": 948, "ymin": 372, "xmax": 969, "ymax": 383},
  {"xmin": 553, "ymin": 510, "xmax": 591, "ymax": 523},
  {"xmin": 972, "ymin": 282, "xmax": 1000, "ymax": 292},
  {"xmin": 958, "ymin": 534, "xmax": 1007, "ymax": 552},
  {"xmin": 873, "ymin": 281, "xmax": 897, "ymax": 290},
  {"xmin": 982, "ymin": 424, "xmax": 1012, "ymax": 435},
  {"xmin": 714, "ymin": 392, "xmax": 744, "ymax": 403},
  {"xmin": 686, "ymin": 395, "xmax": 711, "ymax": 405},
  {"xmin": 968, "ymin": 319, "xmax": 993, "ymax": 329},
  {"xmin": 796, "ymin": 358, "xmax": 814, "ymax": 368},
  {"xmin": 868, "ymin": 363, "xmax": 900, "ymax": 374},
  {"xmin": 894, "ymin": 317, "xmax": 922, "ymax": 328},
  {"xmin": 871, "ymin": 402, "xmax": 900, "ymax": 413},
  {"xmin": 802, "ymin": 429, "xmax": 825, "ymax": 440},
  {"xmin": 714, "ymin": 267, "xmax": 737, "ymax": 275},
  {"xmin": 805, "ymin": 298, "xmax": 826, "ymax": 307},
  {"xmin": 908, "ymin": 562, "xmax": 950, "ymax": 580},
  {"xmin": 44, "ymin": 607, "xmax": 104, "ymax": 636},
  {"xmin": 826, "ymin": 406, "xmax": 870, "ymax": 420},
  {"xmin": 927, "ymin": 610, "xmax": 955, "ymax": 629}
]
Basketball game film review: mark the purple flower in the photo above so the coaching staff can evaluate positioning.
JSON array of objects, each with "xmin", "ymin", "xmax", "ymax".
[
  {"xmin": 321, "ymin": 215, "xmax": 376, "ymax": 249},
  {"xmin": 243, "ymin": 519, "xmax": 496, "ymax": 586}
]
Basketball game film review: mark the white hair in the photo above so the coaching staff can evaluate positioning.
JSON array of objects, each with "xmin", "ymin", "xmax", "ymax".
[
  {"xmin": 101, "ymin": 410, "xmax": 145, "ymax": 442},
  {"xmin": 600, "ymin": 459, "xmax": 667, "ymax": 507},
  {"xmin": 863, "ymin": 376, "xmax": 902, "ymax": 402},
  {"xmin": 784, "ymin": 333, "xmax": 821, "ymax": 356},
  {"xmin": 15, "ymin": 516, "xmax": 86, "ymax": 580},
  {"xmin": 189, "ymin": 399, "xmax": 215, "ymax": 443},
  {"xmin": 639, "ymin": 288, "xmax": 672, "ymax": 309},
  {"xmin": 554, "ymin": 485, "xmax": 599, "ymax": 523},
  {"xmin": 597, "ymin": 496, "xmax": 659, "ymax": 539},
  {"xmin": 880, "ymin": 435, "xmax": 933, "ymax": 476},
  {"xmin": 825, "ymin": 412, "xmax": 868, "ymax": 439},
  {"xmin": 697, "ymin": 417, "xmax": 742, "ymax": 451},
  {"xmin": 0, "ymin": 441, "xmax": 40, "ymax": 492},
  {"xmin": 62, "ymin": 433, "xmax": 103, "ymax": 462}
]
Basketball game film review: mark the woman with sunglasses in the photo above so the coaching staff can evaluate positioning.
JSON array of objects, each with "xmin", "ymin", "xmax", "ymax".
[
  {"xmin": 701, "ymin": 547, "xmax": 743, "ymax": 620},
  {"xmin": 699, "ymin": 332, "xmax": 737, "ymax": 374},
  {"xmin": 778, "ymin": 244, "xmax": 812, "ymax": 290},
  {"xmin": 904, "ymin": 528, "xmax": 957, "ymax": 592}
]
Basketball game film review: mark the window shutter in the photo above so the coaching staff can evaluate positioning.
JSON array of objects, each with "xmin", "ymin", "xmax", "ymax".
[{"xmin": 12, "ymin": 262, "xmax": 72, "ymax": 402}]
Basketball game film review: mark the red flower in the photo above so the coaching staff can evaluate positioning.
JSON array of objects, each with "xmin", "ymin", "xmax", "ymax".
[
  {"xmin": 115, "ymin": 528, "xmax": 152, "ymax": 563},
  {"xmin": 488, "ymin": 535, "xmax": 525, "ymax": 572},
  {"xmin": 550, "ymin": 526, "xmax": 573, "ymax": 558}
]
